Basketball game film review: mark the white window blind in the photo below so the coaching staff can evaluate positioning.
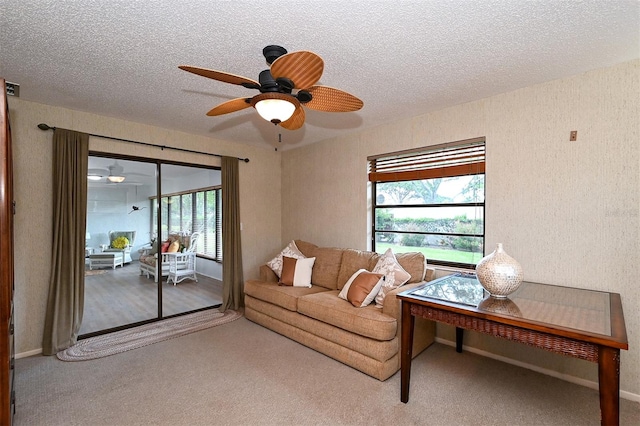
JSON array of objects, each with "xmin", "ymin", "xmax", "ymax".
[{"xmin": 368, "ymin": 137, "xmax": 485, "ymax": 183}]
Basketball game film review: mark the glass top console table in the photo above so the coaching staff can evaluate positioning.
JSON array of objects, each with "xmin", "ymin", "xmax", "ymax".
[{"xmin": 397, "ymin": 274, "xmax": 628, "ymax": 425}]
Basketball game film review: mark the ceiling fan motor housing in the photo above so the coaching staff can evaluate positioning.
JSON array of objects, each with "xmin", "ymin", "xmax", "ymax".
[
  {"xmin": 296, "ymin": 90, "xmax": 312, "ymax": 103},
  {"xmin": 259, "ymin": 70, "xmax": 296, "ymax": 95},
  {"xmin": 263, "ymin": 45, "xmax": 287, "ymax": 64},
  {"xmin": 258, "ymin": 70, "xmax": 279, "ymax": 92}
]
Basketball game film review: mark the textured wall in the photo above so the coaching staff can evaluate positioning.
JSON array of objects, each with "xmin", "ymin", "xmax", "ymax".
[
  {"xmin": 8, "ymin": 98, "xmax": 282, "ymax": 354},
  {"xmin": 282, "ymin": 60, "xmax": 639, "ymax": 396}
]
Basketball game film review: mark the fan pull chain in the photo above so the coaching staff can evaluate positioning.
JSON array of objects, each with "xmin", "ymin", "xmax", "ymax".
[{"xmin": 275, "ymin": 132, "xmax": 282, "ymax": 151}]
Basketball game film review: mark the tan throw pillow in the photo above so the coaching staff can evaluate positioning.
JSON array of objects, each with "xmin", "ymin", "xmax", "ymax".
[
  {"xmin": 373, "ymin": 248, "xmax": 412, "ymax": 307},
  {"xmin": 338, "ymin": 269, "xmax": 385, "ymax": 308},
  {"xmin": 167, "ymin": 240, "xmax": 180, "ymax": 253},
  {"xmin": 279, "ymin": 256, "xmax": 316, "ymax": 288},
  {"xmin": 267, "ymin": 241, "xmax": 306, "ymax": 278}
]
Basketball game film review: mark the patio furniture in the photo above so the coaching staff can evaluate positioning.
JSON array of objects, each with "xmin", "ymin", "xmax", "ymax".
[
  {"xmin": 103, "ymin": 230, "xmax": 136, "ymax": 263},
  {"xmin": 166, "ymin": 252, "xmax": 198, "ymax": 285},
  {"xmin": 139, "ymin": 232, "xmax": 200, "ymax": 282},
  {"xmin": 89, "ymin": 252, "xmax": 124, "ymax": 270}
]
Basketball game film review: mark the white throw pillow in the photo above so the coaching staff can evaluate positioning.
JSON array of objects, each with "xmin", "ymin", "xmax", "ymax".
[
  {"xmin": 339, "ymin": 269, "xmax": 385, "ymax": 308},
  {"xmin": 279, "ymin": 256, "xmax": 316, "ymax": 288},
  {"xmin": 373, "ymin": 248, "xmax": 411, "ymax": 307},
  {"xmin": 266, "ymin": 240, "xmax": 306, "ymax": 278}
]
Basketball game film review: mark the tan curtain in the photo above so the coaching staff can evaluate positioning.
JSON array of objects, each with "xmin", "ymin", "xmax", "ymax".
[
  {"xmin": 42, "ymin": 129, "xmax": 89, "ymax": 355},
  {"xmin": 220, "ymin": 156, "xmax": 244, "ymax": 311}
]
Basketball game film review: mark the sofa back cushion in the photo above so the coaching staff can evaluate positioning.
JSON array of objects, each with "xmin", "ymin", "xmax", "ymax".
[
  {"xmin": 294, "ymin": 240, "xmax": 318, "ymax": 258},
  {"xmin": 308, "ymin": 247, "xmax": 344, "ymax": 290},
  {"xmin": 291, "ymin": 240, "xmax": 426, "ymax": 288},
  {"xmin": 337, "ymin": 249, "xmax": 380, "ymax": 290},
  {"xmin": 395, "ymin": 252, "xmax": 427, "ymax": 283}
]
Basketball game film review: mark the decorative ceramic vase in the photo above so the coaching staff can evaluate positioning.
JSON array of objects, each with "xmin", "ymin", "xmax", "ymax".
[{"xmin": 475, "ymin": 243, "xmax": 523, "ymax": 298}]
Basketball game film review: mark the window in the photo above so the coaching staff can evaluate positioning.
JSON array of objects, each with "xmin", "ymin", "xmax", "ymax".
[
  {"xmin": 369, "ymin": 138, "xmax": 485, "ymax": 269},
  {"xmin": 152, "ymin": 186, "xmax": 222, "ymax": 260}
]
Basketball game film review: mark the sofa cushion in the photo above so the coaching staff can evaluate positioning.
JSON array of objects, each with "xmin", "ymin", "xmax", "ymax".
[
  {"xmin": 245, "ymin": 296, "xmax": 398, "ymax": 362},
  {"xmin": 149, "ymin": 242, "xmax": 159, "ymax": 256},
  {"xmin": 308, "ymin": 247, "xmax": 344, "ymax": 290},
  {"xmin": 279, "ymin": 256, "xmax": 316, "ymax": 288},
  {"xmin": 338, "ymin": 269, "xmax": 385, "ymax": 307},
  {"xmin": 139, "ymin": 254, "xmax": 157, "ymax": 267},
  {"xmin": 395, "ymin": 252, "xmax": 427, "ymax": 283},
  {"xmin": 373, "ymin": 249, "xmax": 411, "ymax": 307},
  {"xmin": 267, "ymin": 240, "xmax": 306, "ymax": 278},
  {"xmin": 244, "ymin": 280, "xmax": 328, "ymax": 312},
  {"xmin": 336, "ymin": 249, "xmax": 380, "ymax": 290},
  {"xmin": 167, "ymin": 240, "xmax": 180, "ymax": 253},
  {"xmin": 297, "ymin": 291, "xmax": 397, "ymax": 341},
  {"xmin": 294, "ymin": 240, "xmax": 318, "ymax": 258}
]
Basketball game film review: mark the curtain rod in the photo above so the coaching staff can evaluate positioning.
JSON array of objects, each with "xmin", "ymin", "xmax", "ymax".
[{"xmin": 37, "ymin": 123, "xmax": 250, "ymax": 163}]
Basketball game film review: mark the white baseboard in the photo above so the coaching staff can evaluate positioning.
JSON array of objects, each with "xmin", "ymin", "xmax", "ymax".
[
  {"xmin": 195, "ymin": 271, "xmax": 221, "ymax": 281},
  {"xmin": 16, "ymin": 348, "xmax": 43, "ymax": 359},
  {"xmin": 435, "ymin": 337, "xmax": 640, "ymax": 403}
]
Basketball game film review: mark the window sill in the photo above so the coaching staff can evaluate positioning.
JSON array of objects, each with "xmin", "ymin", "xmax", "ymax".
[
  {"xmin": 429, "ymin": 264, "xmax": 475, "ymax": 279},
  {"xmin": 196, "ymin": 254, "xmax": 222, "ymax": 263}
]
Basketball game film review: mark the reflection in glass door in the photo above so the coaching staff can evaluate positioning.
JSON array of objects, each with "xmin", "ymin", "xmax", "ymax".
[
  {"xmin": 81, "ymin": 156, "xmax": 158, "ymax": 335},
  {"xmin": 158, "ymin": 164, "xmax": 223, "ymax": 317}
]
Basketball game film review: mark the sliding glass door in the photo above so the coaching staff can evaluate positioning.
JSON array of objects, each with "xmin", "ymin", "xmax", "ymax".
[
  {"xmin": 81, "ymin": 156, "xmax": 158, "ymax": 335},
  {"xmin": 159, "ymin": 164, "xmax": 223, "ymax": 316},
  {"xmin": 81, "ymin": 155, "xmax": 222, "ymax": 337}
]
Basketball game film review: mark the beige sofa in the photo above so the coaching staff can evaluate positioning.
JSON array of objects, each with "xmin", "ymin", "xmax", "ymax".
[{"xmin": 244, "ymin": 240, "xmax": 436, "ymax": 381}]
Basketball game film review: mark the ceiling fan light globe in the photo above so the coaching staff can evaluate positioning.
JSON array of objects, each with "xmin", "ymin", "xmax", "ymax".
[
  {"xmin": 107, "ymin": 175, "xmax": 126, "ymax": 183},
  {"xmin": 255, "ymin": 99, "xmax": 296, "ymax": 123}
]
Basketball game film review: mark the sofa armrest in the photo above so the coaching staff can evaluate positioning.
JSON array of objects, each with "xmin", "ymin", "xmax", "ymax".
[
  {"xmin": 259, "ymin": 264, "xmax": 278, "ymax": 282},
  {"xmin": 383, "ymin": 266, "xmax": 437, "ymax": 356},
  {"xmin": 382, "ymin": 281, "xmax": 423, "ymax": 320},
  {"xmin": 382, "ymin": 267, "xmax": 435, "ymax": 320},
  {"xmin": 424, "ymin": 266, "xmax": 435, "ymax": 282}
]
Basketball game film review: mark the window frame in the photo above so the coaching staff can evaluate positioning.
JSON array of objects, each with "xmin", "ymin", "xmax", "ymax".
[
  {"xmin": 369, "ymin": 137, "xmax": 485, "ymax": 269},
  {"xmin": 151, "ymin": 185, "xmax": 223, "ymax": 262}
]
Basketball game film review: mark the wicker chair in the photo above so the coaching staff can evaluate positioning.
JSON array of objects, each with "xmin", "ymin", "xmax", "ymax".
[
  {"xmin": 103, "ymin": 230, "xmax": 136, "ymax": 263},
  {"xmin": 139, "ymin": 232, "xmax": 200, "ymax": 282}
]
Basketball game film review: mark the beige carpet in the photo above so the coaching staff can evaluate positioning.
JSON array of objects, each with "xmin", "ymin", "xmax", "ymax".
[
  {"xmin": 16, "ymin": 317, "xmax": 640, "ymax": 425},
  {"xmin": 57, "ymin": 309, "xmax": 241, "ymax": 361}
]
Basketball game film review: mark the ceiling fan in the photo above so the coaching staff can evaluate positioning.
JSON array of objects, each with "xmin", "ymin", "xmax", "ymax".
[
  {"xmin": 106, "ymin": 161, "xmax": 127, "ymax": 183},
  {"xmin": 179, "ymin": 45, "xmax": 364, "ymax": 130},
  {"xmin": 87, "ymin": 161, "xmax": 148, "ymax": 184}
]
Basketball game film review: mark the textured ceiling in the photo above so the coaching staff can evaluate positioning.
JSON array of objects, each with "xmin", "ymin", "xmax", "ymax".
[{"xmin": 1, "ymin": 1, "xmax": 638, "ymax": 151}]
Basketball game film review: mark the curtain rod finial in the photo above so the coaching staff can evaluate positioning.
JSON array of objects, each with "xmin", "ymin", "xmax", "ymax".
[{"xmin": 37, "ymin": 123, "xmax": 54, "ymax": 131}]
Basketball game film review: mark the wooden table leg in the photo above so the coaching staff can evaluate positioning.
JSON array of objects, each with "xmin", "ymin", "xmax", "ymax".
[
  {"xmin": 598, "ymin": 346, "xmax": 620, "ymax": 426},
  {"xmin": 401, "ymin": 301, "xmax": 415, "ymax": 403},
  {"xmin": 456, "ymin": 327, "xmax": 464, "ymax": 353}
]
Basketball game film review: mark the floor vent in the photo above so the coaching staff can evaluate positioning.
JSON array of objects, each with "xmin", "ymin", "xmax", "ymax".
[{"xmin": 5, "ymin": 82, "xmax": 19, "ymax": 97}]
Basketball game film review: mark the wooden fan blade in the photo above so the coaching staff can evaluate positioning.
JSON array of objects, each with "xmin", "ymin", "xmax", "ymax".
[
  {"xmin": 179, "ymin": 65, "xmax": 260, "ymax": 89},
  {"xmin": 270, "ymin": 51, "xmax": 324, "ymax": 90},
  {"xmin": 206, "ymin": 98, "xmax": 252, "ymax": 116},
  {"xmin": 304, "ymin": 86, "xmax": 364, "ymax": 112},
  {"xmin": 280, "ymin": 105, "xmax": 305, "ymax": 130}
]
